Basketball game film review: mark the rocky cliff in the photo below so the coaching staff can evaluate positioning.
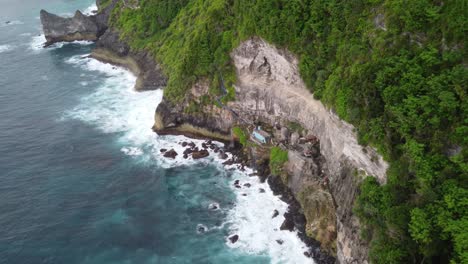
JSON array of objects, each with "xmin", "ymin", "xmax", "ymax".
[{"xmin": 155, "ymin": 37, "xmax": 389, "ymax": 263}]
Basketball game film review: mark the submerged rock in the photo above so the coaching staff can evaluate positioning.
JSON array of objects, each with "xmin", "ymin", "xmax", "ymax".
[
  {"xmin": 183, "ymin": 148, "xmax": 193, "ymax": 155},
  {"xmin": 228, "ymin": 234, "xmax": 239, "ymax": 244},
  {"xmin": 272, "ymin": 209, "xmax": 279, "ymax": 218},
  {"xmin": 192, "ymin": 149, "xmax": 209, "ymax": 159},
  {"xmin": 163, "ymin": 149, "xmax": 178, "ymax": 159},
  {"xmin": 196, "ymin": 224, "xmax": 207, "ymax": 234},
  {"xmin": 208, "ymin": 203, "xmax": 219, "ymax": 210},
  {"xmin": 218, "ymin": 152, "xmax": 228, "ymax": 160},
  {"xmin": 280, "ymin": 217, "xmax": 295, "ymax": 231}
]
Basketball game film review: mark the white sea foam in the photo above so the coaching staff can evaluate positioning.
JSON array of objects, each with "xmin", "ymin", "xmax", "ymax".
[
  {"xmin": 82, "ymin": 3, "xmax": 98, "ymax": 15},
  {"xmin": 64, "ymin": 54, "xmax": 314, "ymax": 263},
  {"xmin": 29, "ymin": 34, "xmax": 93, "ymax": 52},
  {"xmin": 29, "ymin": 34, "xmax": 47, "ymax": 51},
  {"xmin": 225, "ymin": 168, "xmax": 313, "ymax": 263},
  {"xmin": 1, "ymin": 20, "xmax": 23, "ymax": 27},
  {"xmin": 0, "ymin": 44, "xmax": 12, "ymax": 53}
]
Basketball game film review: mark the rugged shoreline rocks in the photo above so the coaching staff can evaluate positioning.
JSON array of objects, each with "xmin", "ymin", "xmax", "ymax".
[{"xmin": 40, "ymin": 10, "xmax": 101, "ymax": 45}]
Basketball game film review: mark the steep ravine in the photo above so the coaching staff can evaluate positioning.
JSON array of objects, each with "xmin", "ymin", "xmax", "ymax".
[{"xmin": 155, "ymin": 38, "xmax": 389, "ymax": 264}]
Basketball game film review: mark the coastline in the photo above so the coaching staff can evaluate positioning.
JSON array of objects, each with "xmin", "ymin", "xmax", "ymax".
[
  {"xmin": 87, "ymin": 40, "xmax": 334, "ymax": 262},
  {"xmin": 38, "ymin": 4, "xmax": 335, "ymax": 263}
]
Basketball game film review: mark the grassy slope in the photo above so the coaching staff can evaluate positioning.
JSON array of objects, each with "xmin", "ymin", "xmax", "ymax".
[{"xmin": 110, "ymin": 0, "xmax": 467, "ymax": 263}]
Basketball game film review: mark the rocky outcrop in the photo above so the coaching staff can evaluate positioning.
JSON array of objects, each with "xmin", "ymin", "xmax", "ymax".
[
  {"xmin": 154, "ymin": 37, "xmax": 389, "ymax": 263},
  {"xmin": 40, "ymin": 0, "xmax": 118, "ymax": 46},
  {"xmin": 39, "ymin": 1, "xmax": 166, "ymax": 91},
  {"xmin": 92, "ymin": 30, "xmax": 167, "ymax": 91},
  {"xmin": 153, "ymin": 80, "xmax": 234, "ymax": 140},
  {"xmin": 40, "ymin": 10, "xmax": 101, "ymax": 45}
]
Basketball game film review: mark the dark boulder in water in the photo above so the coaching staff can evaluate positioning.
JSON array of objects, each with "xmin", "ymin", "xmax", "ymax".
[
  {"xmin": 272, "ymin": 209, "xmax": 279, "ymax": 218},
  {"xmin": 183, "ymin": 148, "xmax": 193, "ymax": 155},
  {"xmin": 208, "ymin": 203, "xmax": 219, "ymax": 210},
  {"xmin": 228, "ymin": 235, "xmax": 239, "ymax": 243},
  {"xmin": 160, "ymin": 148, "xmax": 167, "ymax": 153},
  {"xmin": 218, "ymin": 152, "xmax": 228, "ymax": 160},
  {"xmin": 192, "ymin": 149, "xmax": 209, "ymax": 159},
  {"xmin": 196, "ymin": 224, "xmax": 207, "ymax": 234},
  {"xmin": 280, "ymin": 217, "xmax": 295, "ymax": 231},
  {"xmin": 276, "ymin": 239, "xmax": 284, "ymax": 245},
  {"xmin": 163, "ymin": 149, "xmax": 178, "ymax": 159}
]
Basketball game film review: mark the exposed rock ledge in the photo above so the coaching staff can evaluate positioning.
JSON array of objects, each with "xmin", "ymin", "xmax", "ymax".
[{"xmin": 155, "ymin": 37, "xmax": 389, "ymax": 264}]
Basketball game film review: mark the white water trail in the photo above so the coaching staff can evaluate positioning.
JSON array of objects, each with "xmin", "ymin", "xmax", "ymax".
[{"xmin": 64, "ymin": 54, "xmax": 314, "ymax": 264}]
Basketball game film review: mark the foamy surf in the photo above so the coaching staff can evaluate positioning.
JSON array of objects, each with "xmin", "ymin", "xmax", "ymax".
[
  {"xmin": 0, "ymin": 44, "xmax": 12, "ymax": 53},
  {"xmin": 63, "ymin": 54, "xmax": 314, "ymax": 263},
  {"xmin": 29, "ymin": 34, "xmax": 93, "ymax": 52},
  {"xmin": 225, "ymin": 168, "xmax": 313, "ymax": 264},
  {"xmin": 1, "ymin": 20, "xmax": 24, "ymax": 27},
  {"xmin": 82, "ymin": 3, "xmax": 98, "ymax": 15}
]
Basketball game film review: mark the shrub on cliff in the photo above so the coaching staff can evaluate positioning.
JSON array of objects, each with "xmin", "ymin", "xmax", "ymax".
[{"xmin": 270, "ymin": 147, "xmax": 288, "ymax": 177}]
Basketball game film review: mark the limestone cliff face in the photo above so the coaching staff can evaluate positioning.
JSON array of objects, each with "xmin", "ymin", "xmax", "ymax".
[
  {"xmin": 154, "ymin": 37, "xmax": 389, "ymax": 263},
  {"xmin": 228, "ymin": 38, "xmax": 388, "ymax": 263},
  {"xmin": 229, "ymin": 38, "xmax": 387, "ymax": 184}
]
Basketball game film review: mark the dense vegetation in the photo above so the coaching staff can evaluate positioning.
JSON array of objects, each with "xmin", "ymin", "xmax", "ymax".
[
  {"xmin": 269, "ymin": 146, "xmax": 289, "ymax": 176},
  {"xmin": 110, "ymin": 0, "xmax": 467, "ymax": 263},
  {"xmin": 232, "ymin": 126, "xmax": 248, "ymax": 147}
]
